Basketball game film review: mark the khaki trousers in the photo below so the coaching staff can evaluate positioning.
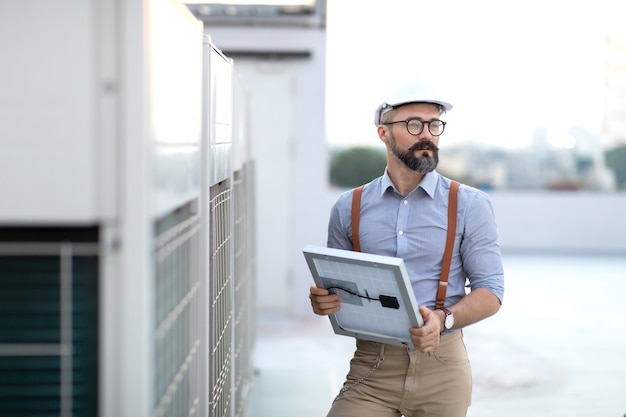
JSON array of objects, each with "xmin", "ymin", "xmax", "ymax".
[{"xmin": 327, "ymin": 331, "xmax": 472, "ymax": 417}]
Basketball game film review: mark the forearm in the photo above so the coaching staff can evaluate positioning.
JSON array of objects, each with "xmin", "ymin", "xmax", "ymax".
[
  {"xmin": 445, "ymin": 288, "xmax": 501, "ymax": 330},
  {"xmin": 412, "ymin": 289, "xmax": 500, "ymax": 352}
]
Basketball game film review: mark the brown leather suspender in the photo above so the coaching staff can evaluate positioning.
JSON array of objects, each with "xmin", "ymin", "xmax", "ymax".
[
  {"xmin": 435, "ymin": 180, "xmax": 459, "ymax": 308},
  {"xmin": 350, "ymin": 181, "xmax": 460, "ymax": 308},
  {"xmin": 351, "ymin": 185, "xmax": 364, "ymax": 253}
]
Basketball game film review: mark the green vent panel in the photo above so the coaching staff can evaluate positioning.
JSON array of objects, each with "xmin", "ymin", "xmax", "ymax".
[{"xmin": 0, "ymin": 227, "xmax": 99, "ymax": 417}]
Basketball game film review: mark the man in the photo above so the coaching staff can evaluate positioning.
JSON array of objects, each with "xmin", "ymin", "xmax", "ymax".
[{"xmin": 309, "ymin": 78, "xmax": 504, "ymax": 417}]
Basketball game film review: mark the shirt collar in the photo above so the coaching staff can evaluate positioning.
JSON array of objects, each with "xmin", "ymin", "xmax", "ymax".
[
  {"xmin": 380, "ymin": 169, "xmax": 439, "ymax": 199},
  {"xmin": 419, "ymin": 170, "xmax": 439, "ymax": 199},
  {"xmin": 380, "ymin": 169, "xmax": 395, "ymax": 197}
]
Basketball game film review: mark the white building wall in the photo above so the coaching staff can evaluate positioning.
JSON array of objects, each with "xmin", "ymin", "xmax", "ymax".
[{"xmin": 490, "ymin": 192, "xmax": 626, "ymax": 253}]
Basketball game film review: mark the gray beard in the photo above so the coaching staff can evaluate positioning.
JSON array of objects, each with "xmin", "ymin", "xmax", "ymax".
[{"xmin": 389, "ymin": 134, "xmax": 439, "ymax": 174}]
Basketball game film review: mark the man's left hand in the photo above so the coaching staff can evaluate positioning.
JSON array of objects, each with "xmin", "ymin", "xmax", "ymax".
[{"xmin": 408, "ymin": 306, "xmax": 443, "ymax": 352}]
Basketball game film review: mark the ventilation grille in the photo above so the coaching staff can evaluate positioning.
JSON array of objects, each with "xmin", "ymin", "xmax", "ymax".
[
  {"xmin": 152, "ymin": 206, "xmax": 203, "ymax": 417},
  {"xmin": 0, "ymin": 228, "xmax": 99, "ymax": 417},
  {"xmin": 209, "ymin": 181, "xmax": 233, "ymax": 417},
  {"xmin": 232, "ymin": 166, "xmax": 255, "ymax": 417}
]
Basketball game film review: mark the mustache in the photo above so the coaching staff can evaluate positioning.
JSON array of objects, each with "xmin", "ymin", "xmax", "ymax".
[{"xmin": 408, "ymin": 141, "xmax": 439, "ymax": 152}]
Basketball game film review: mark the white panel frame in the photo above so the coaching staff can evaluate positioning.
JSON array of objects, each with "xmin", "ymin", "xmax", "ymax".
[
  {"xmin": 101, "ymin": 0, "xmax": 153, "ymax": 416},
  {"xmin": 151, "ymin": 0, "xmax": 204, "ymax": 218},
  {"xmin": 0, "ymin": 0, "xmax": 100, "ymax": 222}
]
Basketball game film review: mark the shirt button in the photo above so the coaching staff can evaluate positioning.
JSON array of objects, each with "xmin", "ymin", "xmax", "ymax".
[
  {"xmin": 398, "ymin": 230, "xmax": 404, "ymax": 235},
  {"xmin": 403, "ymin": 200, "xmax": 408, "ymax": 205}
]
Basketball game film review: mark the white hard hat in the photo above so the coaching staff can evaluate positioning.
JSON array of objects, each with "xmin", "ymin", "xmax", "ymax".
[{"xmin": 374, "ymin": 78, "xmax": 453, "ymax": 126}]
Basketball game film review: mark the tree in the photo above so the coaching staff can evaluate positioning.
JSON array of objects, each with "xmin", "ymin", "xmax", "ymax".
[
  {"xmin": 329, "ymin": 146, "xmax": 387, "ymax": 188},
  {"xmin": 605, "ymin": 145, "xmax": 626, "ymax": 190}
]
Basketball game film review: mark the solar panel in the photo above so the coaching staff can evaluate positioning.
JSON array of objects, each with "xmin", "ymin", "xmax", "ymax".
[{"xmin": 303, "ymin": 245, "xmax": 423, "ymax": 350}]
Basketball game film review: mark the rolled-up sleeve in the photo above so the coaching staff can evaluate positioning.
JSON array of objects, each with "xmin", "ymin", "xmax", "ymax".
[{"xmin": 460, "ymin": 190, "xmax": 505, "ymax": 304}]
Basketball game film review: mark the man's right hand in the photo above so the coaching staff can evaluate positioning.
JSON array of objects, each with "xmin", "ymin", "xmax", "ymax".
[{"xmin": 309, "ymin": 285, "xmax": 341, "ymax": 316}]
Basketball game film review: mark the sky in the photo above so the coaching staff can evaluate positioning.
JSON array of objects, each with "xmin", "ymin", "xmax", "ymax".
[{"xmin": 324, "ymin": 0, "xmax": 624, "ymax": 149}]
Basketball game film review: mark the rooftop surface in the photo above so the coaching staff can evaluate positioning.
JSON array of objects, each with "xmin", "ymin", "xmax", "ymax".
[{"xmin": 245, "ymin": 253, "xmax": 626, "ymax": 417}]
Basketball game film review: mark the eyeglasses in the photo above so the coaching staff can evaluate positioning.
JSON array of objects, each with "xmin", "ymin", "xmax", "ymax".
[{"xmin": 384, "ymin": 118, "xmax": 447, "ymax": 136}]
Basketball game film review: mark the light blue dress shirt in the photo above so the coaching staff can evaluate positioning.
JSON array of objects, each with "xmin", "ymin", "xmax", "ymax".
[{"xmin": 327, "ymin": 170, "xmax": 504, "ymax": 310}]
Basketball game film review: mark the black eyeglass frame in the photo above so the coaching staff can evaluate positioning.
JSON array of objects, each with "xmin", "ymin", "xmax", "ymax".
[{"xmin": 383, "ymin": 118, "xmax": 447, "ymax": 136}]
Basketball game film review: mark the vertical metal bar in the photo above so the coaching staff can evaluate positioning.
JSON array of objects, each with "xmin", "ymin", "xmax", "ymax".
[{"xmin": 60, "ymin": 242, "xmax": 73, "ymax": 417}]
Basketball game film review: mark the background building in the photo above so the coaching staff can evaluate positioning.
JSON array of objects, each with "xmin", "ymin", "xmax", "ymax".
[{"xmin": 186, "ymin": 0, "xmax": 329, "ymax": 316}]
